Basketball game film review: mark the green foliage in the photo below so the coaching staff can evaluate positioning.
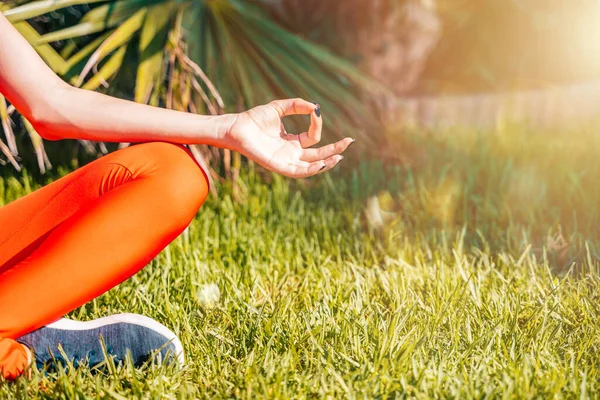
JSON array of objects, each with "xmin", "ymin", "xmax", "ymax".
[
  {"xmin": 1, "ymin": 0, "xmax": 381, "ymax": 175},
  {"xmin": 2, "ymin": 125, "xmax": 600, "ymax": 397},
  {"xmin": 181, "ymin": 1, "xmax": 373, "ymax": 130},
  {"xmin": 3, "ymin": 0, "xmax": 375, "ymax": 128}
]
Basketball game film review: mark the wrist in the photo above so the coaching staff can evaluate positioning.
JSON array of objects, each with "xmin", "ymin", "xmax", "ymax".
[
  {"xmin": 190, "ymin": 112, "xmax": 238, "ymax": 149},
  {"xmin": 216, "ymin": 112, "xmax": 241, "ymax": 150}
]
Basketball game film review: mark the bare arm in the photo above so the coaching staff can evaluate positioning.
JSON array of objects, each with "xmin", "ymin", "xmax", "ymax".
[
  {"xmin": 0, "ymin": 13, "xmax": 233, "ymax": 145},
  {"xmin": 0, "ymin": 13, "xmax": 351, "ymax": 178}
]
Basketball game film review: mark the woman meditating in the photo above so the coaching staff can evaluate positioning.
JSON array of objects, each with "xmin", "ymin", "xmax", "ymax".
[{"xmin": 0, "ymin": 13, "xmax": 352, "ymax": 380}]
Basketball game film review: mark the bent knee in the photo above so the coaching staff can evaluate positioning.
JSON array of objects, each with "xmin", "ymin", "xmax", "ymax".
[{"xmin": 135, "ymin": 142, "xmax": 209, "ymax": 226}]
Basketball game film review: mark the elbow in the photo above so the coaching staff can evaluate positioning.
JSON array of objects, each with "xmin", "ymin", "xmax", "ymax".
[
  {"xmin": 28, "ymin": 114, "xmax": 62, "ymax": 141},
  {"xmin": 29, "ymin": 117, "xmax": 63, "ymax": 141}
]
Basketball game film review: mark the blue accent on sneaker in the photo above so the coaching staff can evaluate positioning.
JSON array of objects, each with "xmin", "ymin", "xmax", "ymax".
[{"xmin": 16, "ymin": 314, "xmax": 185, "ymax": 371}]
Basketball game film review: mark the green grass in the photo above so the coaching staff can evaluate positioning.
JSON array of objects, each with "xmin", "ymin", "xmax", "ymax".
[{"xmin": 2, "ymin": 125, "xmax": 600, "ymax": 398}]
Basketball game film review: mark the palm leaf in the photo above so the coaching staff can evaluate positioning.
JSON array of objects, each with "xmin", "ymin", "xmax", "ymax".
[
  {"xmin": 135, "ymin": 3, "xmax": 173, "ymax": 103},
  {"xmin": 63, "ymin": 32, "xmax": 112, "ymax": 82},
  {"xmin": 3, "ymin": 0, "xmax": 105, "ymax": 23},
  {"xmin": 37, "ymin": 0, "xmax": 162, "ymax": 43},
  {"xmin": 81, "ymin": 45, "xmax": 127, "ymax": 90},
  {"xmin": 0, "ymin": 95, "xmax": 17, "ymax": 156},
  {"xmin": 4, "ymin": 0, "xmax": 381, "ymax": 175},
  {"xmin": 0, "ymin": 139, "xmax": 20, "ymax": 171},
  {"xmin": 183, "ymin": 0, "xmax": 383, "ymax": 140},
  {"xmin": 1, "ymin": 3, "xmax": 68, "ymax": 74},
  {"xmin": 12, "ymin": 0, "xmax": 379, "ymax": 139},
  {"xmin": 22, "ymin": 116, "xmax": 52, "ymax": 174},
  {"xmin": 78, "ymin": 8, "xmax": 147, "ymax": 84}
]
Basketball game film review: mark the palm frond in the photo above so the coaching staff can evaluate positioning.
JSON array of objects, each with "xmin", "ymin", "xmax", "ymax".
[
  {"xmin": 22, "ymin": 116, "xmax": 52, "ymax": 174},
  {"xmin": 2, "ymin": 0, "xmax": 380, "ymax": 175},
  {"xmin": 37, "ymin": 0, "xmax": 163, "ymax": 43},
  {"xmin": 135, "ymin": 3, "xmax": 173, "ymax": 103},
  {"xmin": 81, "ymin": 44, "xmax": 127, "ymax": 90},
  {"xmin": 183, "ymin": 0, "xmax": 382, "ymax": 138},
  {"xmin": 1, "ymin": 7, "xmax": 67, "ymax": 74},
  {"xmin": 0, "ymin": 95, "xmax": 17, "ymax": 156},
  {"xmin": 3, "ymin": 0, "xmax": 105, "ymax": 23},
  {"xmin": 78, "ymin": 8, "xmax": 147, "ymax": 85}
]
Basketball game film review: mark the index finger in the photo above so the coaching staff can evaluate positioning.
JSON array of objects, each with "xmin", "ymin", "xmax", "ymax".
[{"xmin": 270, "ymin": 98, "xmax": 317, "ymax": 118}]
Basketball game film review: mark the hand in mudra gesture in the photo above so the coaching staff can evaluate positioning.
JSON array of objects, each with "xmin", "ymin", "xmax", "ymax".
[{"xmin": 226, "ymin": 98, "xmax": 354, "ymax": 178}]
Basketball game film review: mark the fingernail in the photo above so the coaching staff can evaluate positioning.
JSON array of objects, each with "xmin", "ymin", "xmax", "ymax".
[
  {"xmin": 339, "ymin": 155, "xmax": 345, "ymax": 162},
  {"xmin": 348, "ymin": 138, "xmax": 356, "ymax": 148},
  {"xmin": 314, "ymin": 104, "xmax": 321, "ymax": 118},
  {"xmin": 319, "ymin": 164, "xmax": 327, "ymax": 171}
]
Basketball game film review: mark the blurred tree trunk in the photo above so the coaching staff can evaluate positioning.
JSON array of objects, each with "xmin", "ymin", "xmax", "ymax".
[{"xmin": 258, "ymin": 0, "xmax": 441, "ymax": 96}]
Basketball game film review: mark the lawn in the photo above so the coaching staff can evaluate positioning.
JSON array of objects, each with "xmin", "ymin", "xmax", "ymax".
[{"xmin": 1, "ymin": 125, "xmax": 600, "ymax": 398}]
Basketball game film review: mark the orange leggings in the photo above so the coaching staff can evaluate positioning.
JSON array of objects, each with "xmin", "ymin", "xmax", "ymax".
[{"xmin": 0, "ymin": 142, "xmax": 209, "ymax": 380}]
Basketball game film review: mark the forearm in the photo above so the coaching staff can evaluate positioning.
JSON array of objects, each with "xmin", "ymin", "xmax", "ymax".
[
  {"xmin": 33, "ymin": 83, "xmax": 237, "ymax": 146},
  {"xmin": 1, "ymin": 13, "xmax": 235, "ymax": 147},
  {"xmin": 1, "ymin": 13, "xmax": 350, "ymax": 180}
]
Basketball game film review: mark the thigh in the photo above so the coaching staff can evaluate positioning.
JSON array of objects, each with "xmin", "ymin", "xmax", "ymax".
[
  {"xmin": 0, "ymin": 142, "xmax": 207, "ymax": 339},
  {"xmin": 0, "ymin": 146, "xmax": 139, "ymax": 270},
  {"xmin": 0, "ymin": 141, "xmax": 201, "ymax": 270}
]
